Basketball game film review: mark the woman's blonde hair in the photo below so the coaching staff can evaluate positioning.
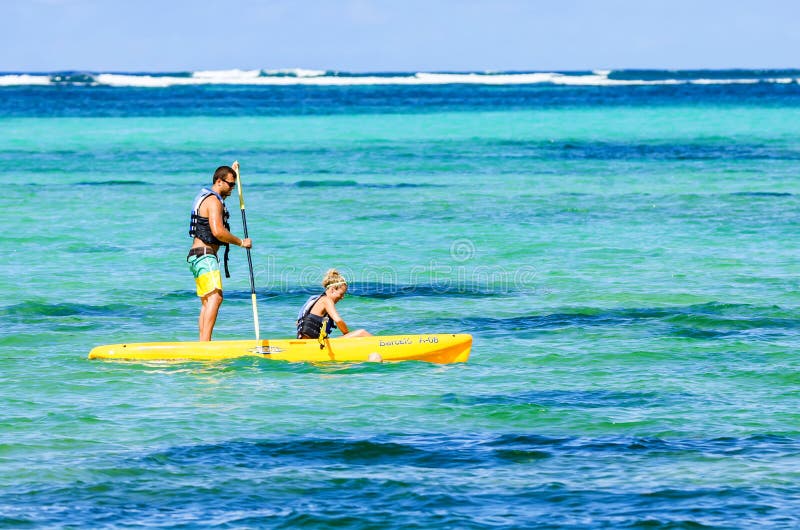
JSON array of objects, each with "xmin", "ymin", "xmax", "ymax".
[{"xmin": 322, "ymin": 268, "xmax": 347, "ymax": 289}]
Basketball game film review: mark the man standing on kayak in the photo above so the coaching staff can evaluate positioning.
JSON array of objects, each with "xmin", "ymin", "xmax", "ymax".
[{"xmin": 187, "ymin": 162, "xmax": 252, "ymax": 341}]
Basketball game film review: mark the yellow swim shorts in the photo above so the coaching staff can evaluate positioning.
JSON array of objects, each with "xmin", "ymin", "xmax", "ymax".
[{"xmin": 188, "ymin": 253, "xmax": 223, "ymax": 297}]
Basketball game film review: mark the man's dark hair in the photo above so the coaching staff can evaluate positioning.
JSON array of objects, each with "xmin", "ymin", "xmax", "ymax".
[{"xmin": 213, "ymin": 166, "xmax": 236, "ymax": 183}]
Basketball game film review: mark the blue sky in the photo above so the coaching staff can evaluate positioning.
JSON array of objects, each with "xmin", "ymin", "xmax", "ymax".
[{"xmin": 2, "ymin": 0, "xmax": 798, "ymax": 72}]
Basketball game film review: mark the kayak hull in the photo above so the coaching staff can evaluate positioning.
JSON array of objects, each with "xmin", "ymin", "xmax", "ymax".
[{"xmin": 88, "ymin": 334, "xmax": 472, "ymax": 364}]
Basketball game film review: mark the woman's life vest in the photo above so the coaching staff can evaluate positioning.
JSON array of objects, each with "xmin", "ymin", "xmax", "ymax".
[
  {"xmin": 189, "ymin": 187, "xmax": 231, "ymax": 277},
  {"xmin": 296, "ymin": 294, "xmax": 337, "ymax": 339}
]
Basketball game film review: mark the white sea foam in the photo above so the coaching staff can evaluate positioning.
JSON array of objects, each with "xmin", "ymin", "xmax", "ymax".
[
  {"xmin": 413, "ymin": 72, "xmax": 566, "ymax": 84},
  {"xmin": 0, "ymin": 74, "xmax": 52, "ymax": 86},
  {"xmin": 690, "ymin": 78, "xmax": 761, "ymax": 85},
  {"xmin": 689, "ymin": 77, "xmax": 796, "ymax": 85},
  {"xmin": 83, "ymin": 72, "xmax": 799, "ymax": 87},
  {"xmin": 2, "ymin": 71, "xmax": 797, "ymax": 87},
  {"xmin": 192, "ymin": 69, "xmax": 262, "ymax": 79},
  {"xmin": 263, "ymin": 68, "xmax": 327, "ymax": 77},
  {"xmin": 412, "ymin": 71, "xmax": 686, "ymax": 86},
  {"xmin": 94, "ymin": 74, "xmax": 191, "ymax": 87}
]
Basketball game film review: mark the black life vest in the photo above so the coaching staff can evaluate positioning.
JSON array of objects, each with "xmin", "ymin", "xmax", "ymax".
[
  {"xmin": 189, "ymin": 187, "xmax": 231, "ymax": 277},
  {"xmin": 296, "ymin": 294, "xmax": 337, "ymax": 339}
]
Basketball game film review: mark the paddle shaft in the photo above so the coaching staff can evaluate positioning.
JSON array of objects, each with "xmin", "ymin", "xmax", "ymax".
[{"xmin": 234, "ymin": 164, "xmax": 260, "ymax": 342}]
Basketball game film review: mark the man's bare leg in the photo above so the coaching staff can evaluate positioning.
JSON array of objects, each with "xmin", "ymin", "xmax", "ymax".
[{"xmin": 199, "ymin": 290, "xmax": 223, "ymax": 341}]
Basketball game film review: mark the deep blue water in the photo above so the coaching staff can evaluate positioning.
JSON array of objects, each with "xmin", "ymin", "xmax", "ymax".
[{"xmin": 1, "ymin": 70, "xmax": 800, "ymax": 528}]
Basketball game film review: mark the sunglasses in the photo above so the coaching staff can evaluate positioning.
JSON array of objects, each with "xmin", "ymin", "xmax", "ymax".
[{"xmin": 222, "ymin": 179, "xmax": 236, "ymax": 188}]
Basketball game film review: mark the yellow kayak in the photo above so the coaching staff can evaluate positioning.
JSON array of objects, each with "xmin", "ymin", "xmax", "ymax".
[{"xmin": 88, "ymin": 334, "xmax": 472, "ymax": 364}]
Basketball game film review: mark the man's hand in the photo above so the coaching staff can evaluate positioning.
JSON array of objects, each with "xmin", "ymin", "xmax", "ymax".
[{"xmin": 240, "ymin": 238, "xmax": 252, "ymax": 249}]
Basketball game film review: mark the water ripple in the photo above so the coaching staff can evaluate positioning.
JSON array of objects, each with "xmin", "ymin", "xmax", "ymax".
[
  {"xmin": 3, "ymin": 434, "xmax": 800, "ymax": 527},
  {"xmin": 457, "ymin": 302, "xmax": 800, "ymax": 340}
]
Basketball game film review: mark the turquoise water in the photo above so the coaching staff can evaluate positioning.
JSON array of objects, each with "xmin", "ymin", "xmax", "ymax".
[{"xmin": 2, "ymin": 76, "xmax": 800, "ymax": 527}]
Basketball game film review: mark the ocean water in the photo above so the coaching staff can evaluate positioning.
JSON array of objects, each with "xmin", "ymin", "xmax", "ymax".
[{"xmin": 2, "ymin": 70, "xmax": 800, "ymax": 528}]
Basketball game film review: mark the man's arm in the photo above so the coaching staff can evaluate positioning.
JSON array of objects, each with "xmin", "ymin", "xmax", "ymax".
[{"xmin": 207, "ymin": 197, "xmax": 252, "ymax": 248}]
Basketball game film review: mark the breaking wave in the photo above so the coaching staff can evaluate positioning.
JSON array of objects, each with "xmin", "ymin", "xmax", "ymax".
[{"xmin": 1, "ymin": 69, "xmax": 798, "ymax": 87}]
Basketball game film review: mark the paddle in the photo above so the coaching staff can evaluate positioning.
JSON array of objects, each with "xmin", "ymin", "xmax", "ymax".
[{"xmin": 233, "ymin": 161, "xmax": 260, "ymax": 343}]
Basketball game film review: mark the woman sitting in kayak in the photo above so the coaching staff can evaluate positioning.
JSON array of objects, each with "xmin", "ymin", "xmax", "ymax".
[{"xmin": 296, "ymin": 269, "xmax": 371, "ymax": 339}]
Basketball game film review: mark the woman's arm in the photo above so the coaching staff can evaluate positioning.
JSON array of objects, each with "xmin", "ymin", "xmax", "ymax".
[{"xmin": 323, "ymin": 297, "xmax": 349, "ymax": 334}]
